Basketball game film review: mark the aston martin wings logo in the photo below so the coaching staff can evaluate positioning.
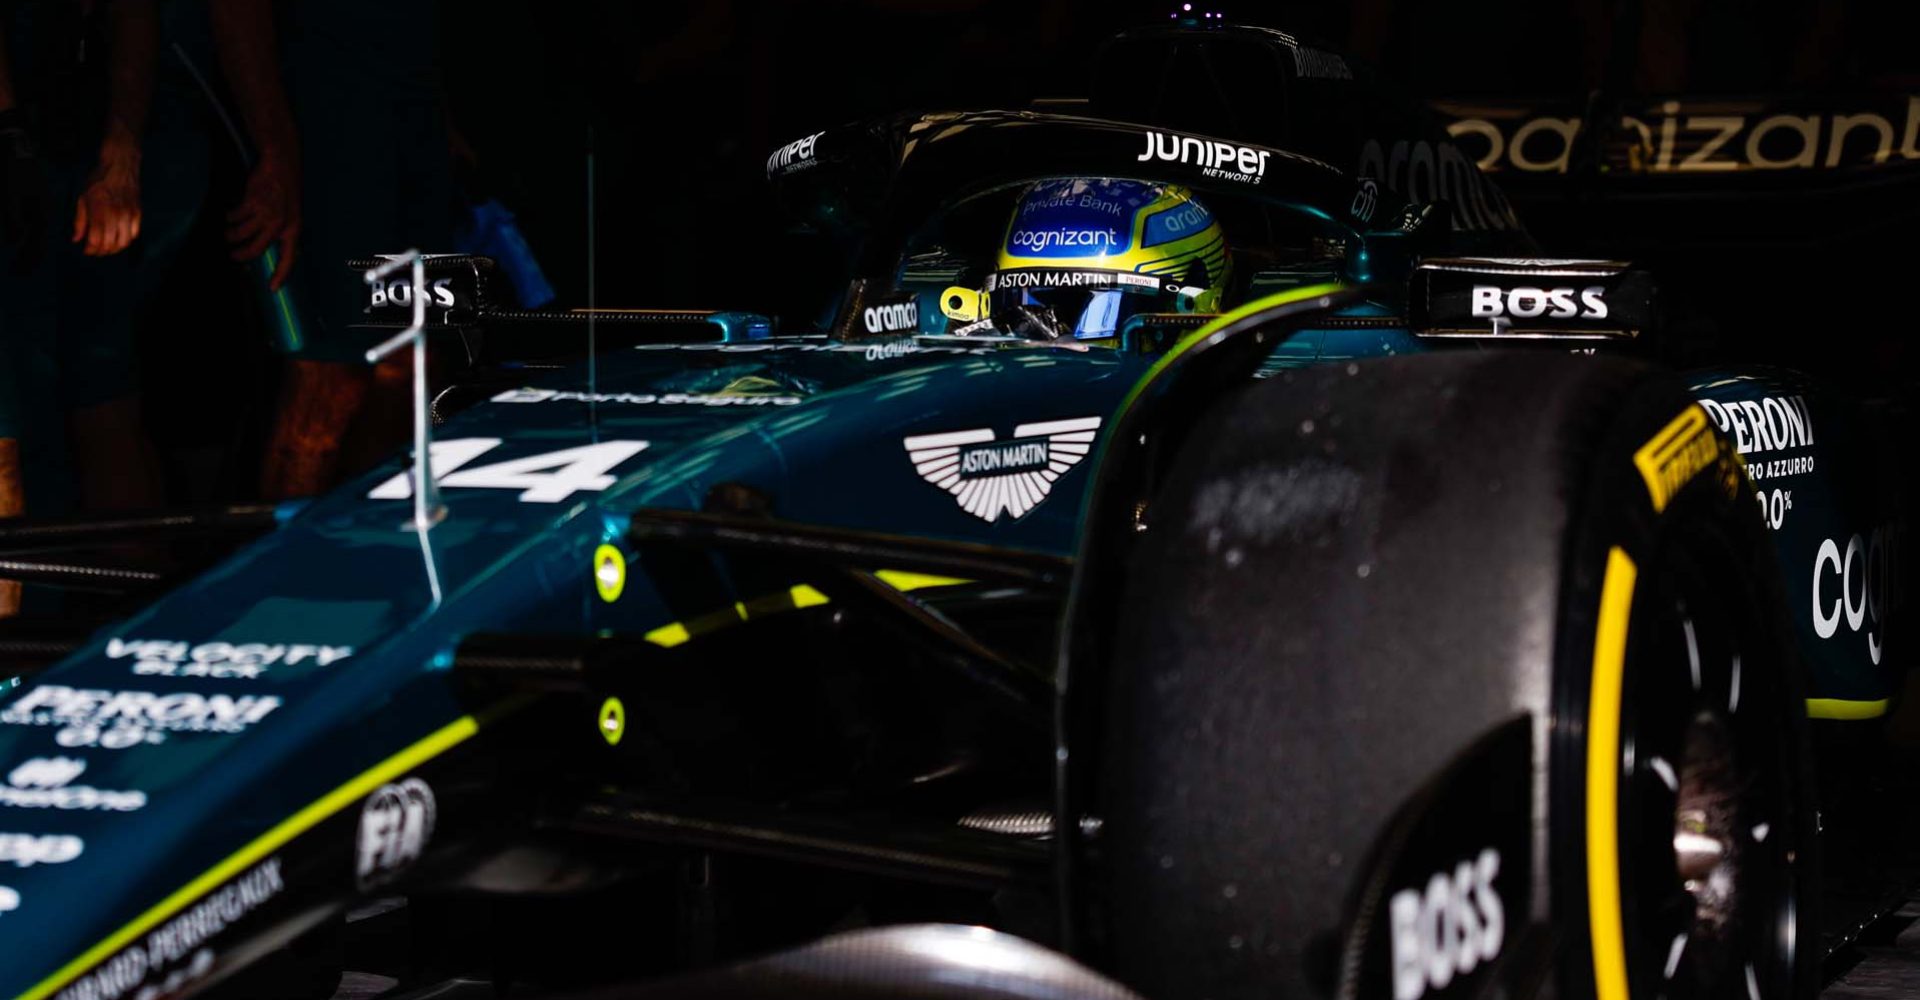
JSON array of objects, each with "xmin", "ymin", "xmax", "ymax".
[{"xmin": 903, "ymin": 416, "xmax": 1103, "ymax": 522}]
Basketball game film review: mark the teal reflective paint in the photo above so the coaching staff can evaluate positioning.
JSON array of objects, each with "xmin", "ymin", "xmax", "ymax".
[
  {"xmin": 0, "ymin": 337, "xmax": 1156, "ymax": 997},
  {"xmin": 0, "ymin": 257, "xmax": 1884, "ymax": 995}
]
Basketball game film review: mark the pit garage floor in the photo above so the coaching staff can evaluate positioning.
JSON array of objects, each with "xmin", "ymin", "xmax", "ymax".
[
  {"xmin": 1825, "ymin": 898, "xmax": 1920, "ymax": 1000},
  {"xmin": 320, "ymin": 899, "xmax": 1920, "ymax": 1000}
]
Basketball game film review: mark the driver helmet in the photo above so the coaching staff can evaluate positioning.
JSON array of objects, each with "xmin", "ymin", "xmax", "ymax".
[{"xmin": 982, "ymin": 177, "xmax": 1230, "ymax": 339}]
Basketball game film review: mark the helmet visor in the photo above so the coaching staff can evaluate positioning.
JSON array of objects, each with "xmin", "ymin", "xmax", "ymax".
[{"xmin": 983, "ymin": 268, "xmax": 1199, "ymax": 340}]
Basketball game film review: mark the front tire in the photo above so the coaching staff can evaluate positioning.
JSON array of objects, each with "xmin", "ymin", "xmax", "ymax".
[{"xmin": 1074, "ymin": 352, "xmax": 1816, "ymax": 1000}]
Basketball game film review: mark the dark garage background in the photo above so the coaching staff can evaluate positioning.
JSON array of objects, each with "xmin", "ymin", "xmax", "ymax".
[{"xmin": 135, "ymin": 0, "xmax": 1920, "ymax": 504}]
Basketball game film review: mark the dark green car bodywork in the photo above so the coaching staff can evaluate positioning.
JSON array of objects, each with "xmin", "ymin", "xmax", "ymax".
[
  {"xmin": 0, "ymin": 299, "xmax": 1897, "ymax": 1000},
  {"xmin": 0, "ymin": 73, "xmax": 1904, "ymax": 1000}
]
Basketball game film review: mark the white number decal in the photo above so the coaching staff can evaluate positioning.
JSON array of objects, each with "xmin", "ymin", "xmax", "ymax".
[
  {"xmin": 367, "ymin": 439, "xmax": 502, "ymax": 499},
  {"xmin": 368, "ymin": 438, "xmax": 650, "ymax": 503}
]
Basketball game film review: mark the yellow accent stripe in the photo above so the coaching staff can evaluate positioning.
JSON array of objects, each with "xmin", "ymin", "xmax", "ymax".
[
  {"xmin": 1806, "ymin": 697, "xmax": 1889, "ymax": 720},
  {"xmin": 17, "ymin": 715, "xmax": 483, "ymax": 1000},
  {"xmin": 640, "ymin": 571, "xmax": 970, "ymax": 649},
  {"xmin": 643, "ymin": 622, "xmax": 693, "ymax": 648},
  {"xmin": 1586, "ymin": 547, "xmax": 1637, "ymax": 1000},
  {"xmin": 872, "ymin": 570, "xmax": 969, "ymax": 591}
]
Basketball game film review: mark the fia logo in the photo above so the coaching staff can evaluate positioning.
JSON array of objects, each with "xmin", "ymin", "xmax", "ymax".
[{"xmin": 357, "ymin": 777, "xmax": 437, "ymax": 889}]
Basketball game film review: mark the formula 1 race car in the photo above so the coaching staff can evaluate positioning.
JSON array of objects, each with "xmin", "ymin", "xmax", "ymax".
[{"xmin": 0, "ymin": 20, "xmax": 1909, "ymax": 1000}]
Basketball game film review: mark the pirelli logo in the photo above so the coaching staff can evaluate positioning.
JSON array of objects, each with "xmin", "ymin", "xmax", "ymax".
[{"xmin": 1633, "ymin": 405, "xmax": 1736, "ymax": 513}]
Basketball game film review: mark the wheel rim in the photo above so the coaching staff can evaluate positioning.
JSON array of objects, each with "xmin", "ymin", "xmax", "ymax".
[{"xmin": 1615, "ymin": 542, "xmax": 1807, "ymax": 1000}]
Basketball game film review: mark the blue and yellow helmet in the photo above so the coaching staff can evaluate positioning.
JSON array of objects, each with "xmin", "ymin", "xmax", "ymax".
[{"xmin": 983, "ymin": 178, "xmax": 1230, "ymax": 339}]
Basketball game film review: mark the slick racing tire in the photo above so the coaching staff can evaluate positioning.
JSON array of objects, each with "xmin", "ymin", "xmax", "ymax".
[{"xmin": 1089, "ymin": 352, "xmax": 1817, "ymax": 1000}]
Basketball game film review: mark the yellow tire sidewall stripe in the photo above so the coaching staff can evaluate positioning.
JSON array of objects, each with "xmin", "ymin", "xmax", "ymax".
[{"xmin": 1586, "ymin": 546, "xmax": 1637, "ymax": 1000}]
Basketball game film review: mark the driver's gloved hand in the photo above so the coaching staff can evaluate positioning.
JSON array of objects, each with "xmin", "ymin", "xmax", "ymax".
[
  {"xmin": 0, "ymin": 109, "xmax": 47, "ymax": 274},
  {"xmin": 1009, "ymin": 303, "xmax": 1065, "ymax": 340}
]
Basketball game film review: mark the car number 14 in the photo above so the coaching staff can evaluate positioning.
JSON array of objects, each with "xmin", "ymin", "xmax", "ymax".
[{"xmin": 368, "ymin": 438, "xmax": 651, "ymax": 503}]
